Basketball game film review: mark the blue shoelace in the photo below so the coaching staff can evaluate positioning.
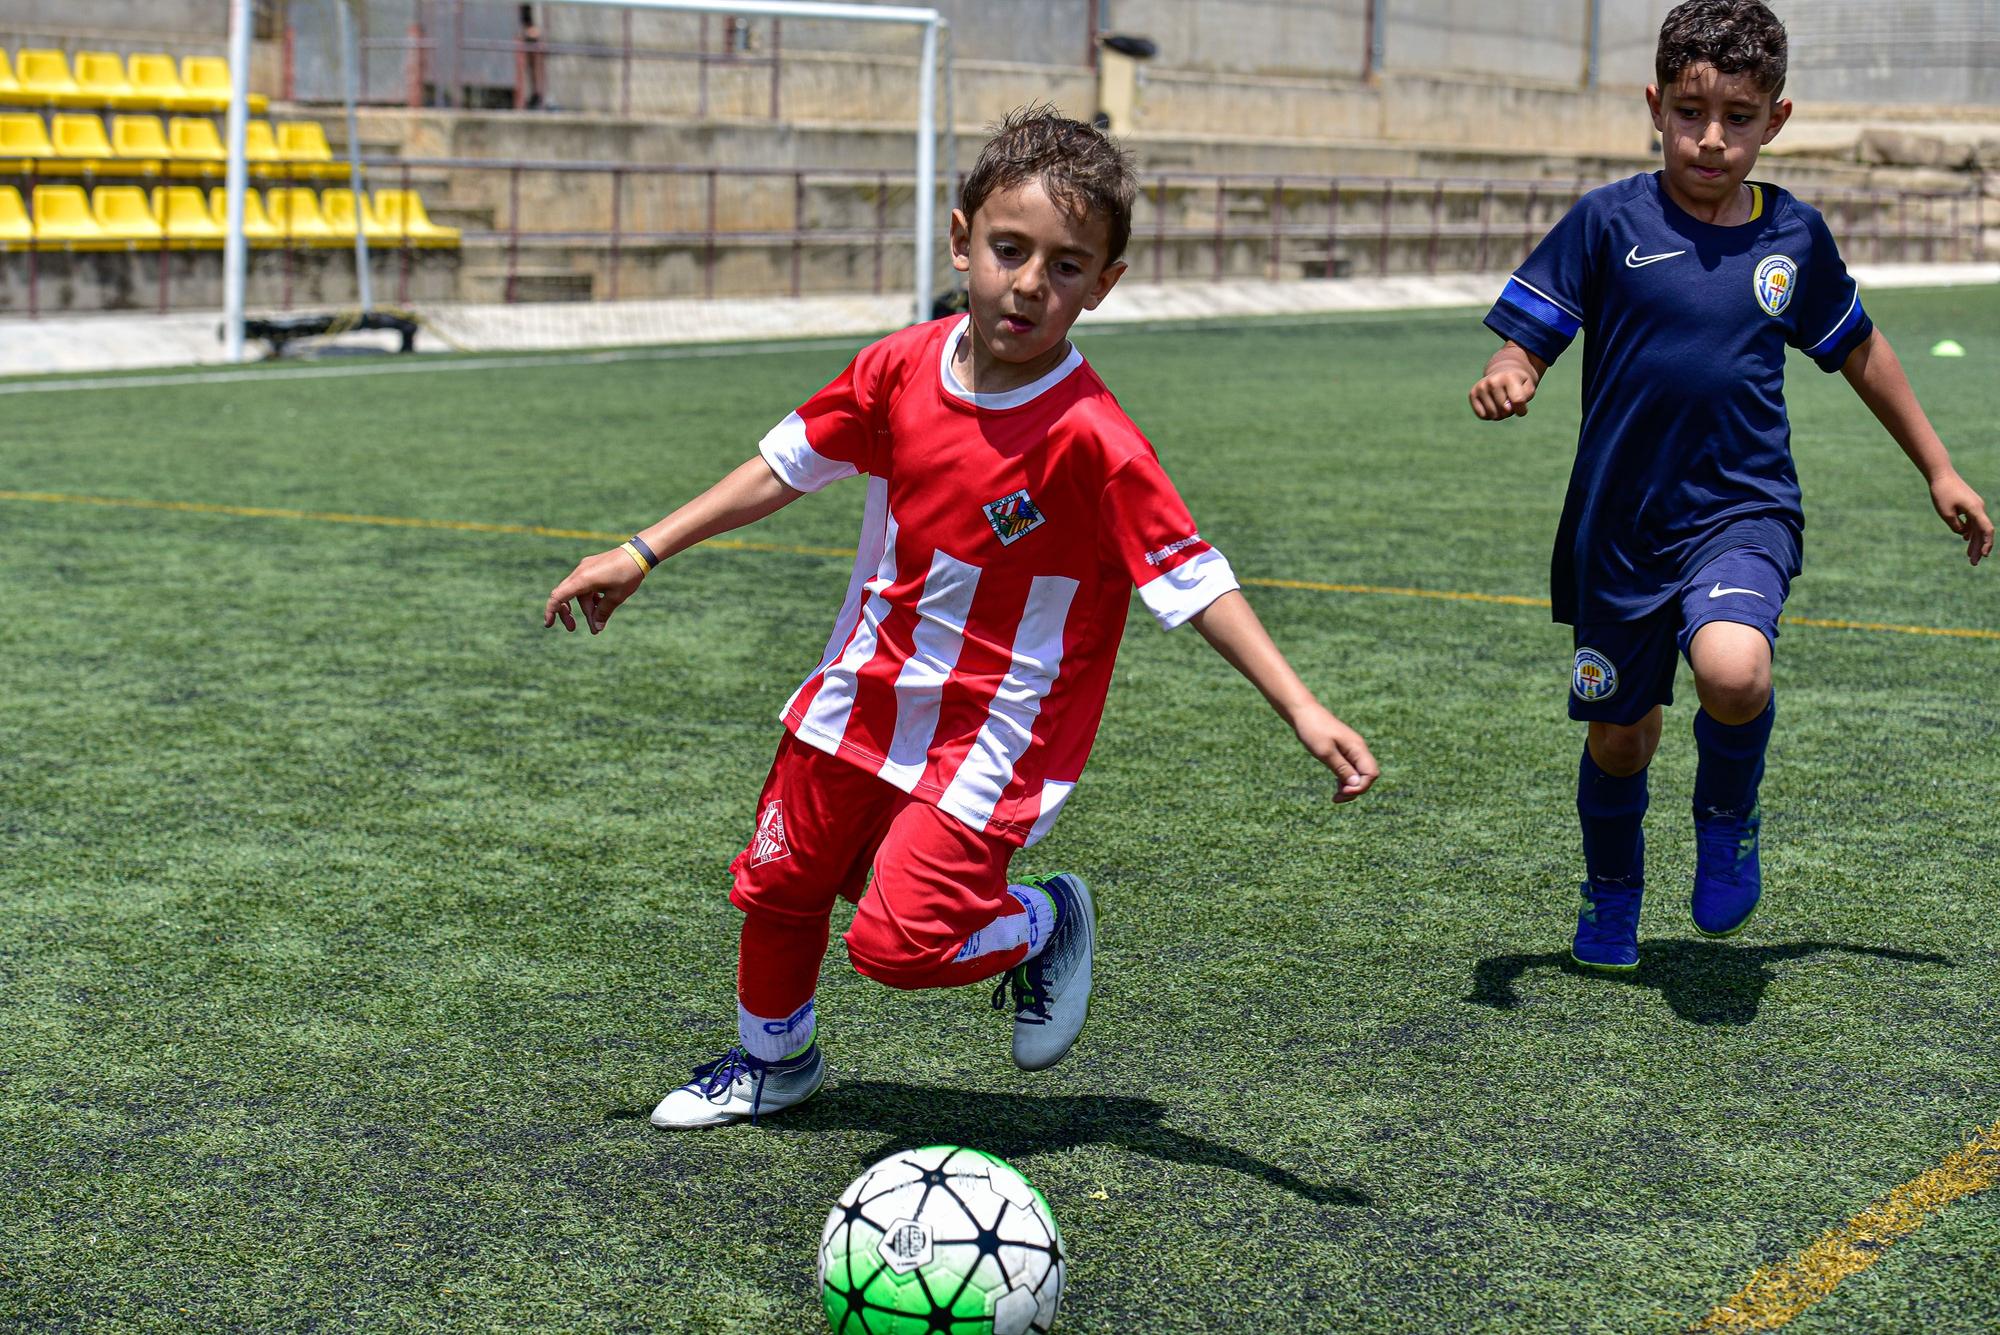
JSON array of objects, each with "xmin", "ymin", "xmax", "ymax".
[{"xmin": 688, "ymin": 1045, "xmax": 768, "ymax": 1121}]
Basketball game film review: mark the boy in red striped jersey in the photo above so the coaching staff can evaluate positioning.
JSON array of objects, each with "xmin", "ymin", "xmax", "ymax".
[{"xmin": 545, "ymin": 108, "xmax": 1378, "ymax": 1128}]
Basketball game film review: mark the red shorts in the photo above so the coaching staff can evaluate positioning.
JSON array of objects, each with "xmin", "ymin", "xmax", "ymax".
[{"xmin": 729, "ymin": 732, "xmax": 1026, "ymax": 989}]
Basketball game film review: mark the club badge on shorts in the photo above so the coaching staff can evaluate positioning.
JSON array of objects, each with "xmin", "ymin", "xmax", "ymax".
[
  {"xmin": 1573, "ymin": 647, "xmax": 1618, "ymax": 702},
  {"xmin": 751, "ymin": 800, "xmax": 792, "ymax": 866},
  {"xmin": 1754, "ymin": 254, "xmax": 1797, "ymax": 317}
]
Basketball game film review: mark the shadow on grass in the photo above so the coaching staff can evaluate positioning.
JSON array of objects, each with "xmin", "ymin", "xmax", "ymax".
[
  {"xmin": 807, "ymin": 1082, "xmax": 1373, "ymax": 1207},
  {"xmin": 611, "ymin": 1081, "xmax": 1371, "ymax": 1207},
  {"xmin": 1465, "ymin": 939, "xmax": 1953, "ymax": 1026}
]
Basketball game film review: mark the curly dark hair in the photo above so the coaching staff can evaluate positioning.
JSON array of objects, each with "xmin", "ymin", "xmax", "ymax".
[
  {"xmin": 960, "ymin": 105, "xmax": 1137, "ymax": 265},
  {"xmin": 1656, "ymin": 0, "xmax": 1788, "ymax": 98}
]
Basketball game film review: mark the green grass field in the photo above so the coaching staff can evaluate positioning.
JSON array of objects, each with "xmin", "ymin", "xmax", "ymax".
[{"xmin": 3, "ymin": 287, "xmax": 1996, "ymax": 1333}]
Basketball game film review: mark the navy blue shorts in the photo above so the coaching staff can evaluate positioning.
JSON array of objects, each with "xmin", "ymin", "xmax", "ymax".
[{"xmin": 1569, "ymin": 546, "xmax": 1790, "ymax": 725}]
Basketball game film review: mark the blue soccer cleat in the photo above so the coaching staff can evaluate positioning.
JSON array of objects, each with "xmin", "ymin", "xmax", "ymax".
[
  {"xmin": 1693, "ymin": 803, "xmax": 1762, "ymax": 937},
  {"xmin": 1572, "ymin": 880, "xmax": 1642, "ymax": 971},
  {"xmin": 992, "ymin": 872, "xmax": 1095, "ymax": 1072}
]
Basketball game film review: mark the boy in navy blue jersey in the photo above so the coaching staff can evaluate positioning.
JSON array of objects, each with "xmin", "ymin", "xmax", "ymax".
[{"xmin": 1469, "ymin": 0, "xmax": 1991, "ymax": 970}]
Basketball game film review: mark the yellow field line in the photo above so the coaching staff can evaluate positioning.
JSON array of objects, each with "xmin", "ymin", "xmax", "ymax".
[
  {"xmin": 3, "ymin": 488, "xmax": 1996, "ymax": 640},
  {"xmin": 0, "ymin": 490, "xmax": 856, "ymax": 559},
  {"xmin": 1692, "ymin": 1120, "xmax": 2000, "ymax": 1331}
]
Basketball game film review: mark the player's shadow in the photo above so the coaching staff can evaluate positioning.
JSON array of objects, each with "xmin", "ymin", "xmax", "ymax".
[
  {"xmin": 1465, "ymin": 939, "xmax": 1952, "ymax": 1026},
  {"xmin": 784, "ymin": 1082, "xmax": 1373, "ymax": 1208}
]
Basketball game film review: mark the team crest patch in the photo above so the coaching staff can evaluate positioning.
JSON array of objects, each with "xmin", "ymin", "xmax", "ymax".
[
  {"xmin": 1754, "ymin": 254, "xmax": 1797, "ymax": 317},
  {"xmin": 1573, "ymin": 648, "xmax": 1618, "ymax": 702},
  {"xmin": 982, "ymin": 488, "xmax": 1046, "ymax": 546},
  {"xmin": 750, "ymin": 800, "xmax": 791, "ymax": 866}
]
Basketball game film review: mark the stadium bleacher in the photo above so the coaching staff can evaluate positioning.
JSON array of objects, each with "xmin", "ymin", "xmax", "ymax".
[
  {"xmin": 2, "ymin": 172, "xmax": 456, "ymax": 251},
  {"xmin": 0, "ymin": 47, "xmax": 459, "ymax": 256},
  {"xmin": 0, "ymin": 49, "xmax": 265, "ymax": 115}
]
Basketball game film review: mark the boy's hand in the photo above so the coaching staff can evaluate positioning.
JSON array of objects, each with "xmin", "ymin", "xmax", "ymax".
[
  {"xmin": 1291, "ymin": 702, "xmax": 1380, "ymax": 803},
  {"xmin": 1928, "ymin": 471, "xmax": 1994, "ymax": 566},
  {"xmin": 1469, "ymin": 367, "xmax": 1538, "ymax": 420},
  {"xmin": 545, "ymin": 548, "xmax": 647, "ymax": 633}
]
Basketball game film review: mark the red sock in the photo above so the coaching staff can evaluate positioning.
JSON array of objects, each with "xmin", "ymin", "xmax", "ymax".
[{"xmin": 736, "ymin": 909, "xmax": 830, "ymax": 1022}]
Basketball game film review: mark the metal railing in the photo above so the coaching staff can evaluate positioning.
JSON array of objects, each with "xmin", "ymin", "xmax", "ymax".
[
  {"xmin": 2, "ymin": 158, "xmax": 1988, "ymax": 318},
  {"xmin": 292, "ymin": 16, "xmax": 785, "ymax": 117}
]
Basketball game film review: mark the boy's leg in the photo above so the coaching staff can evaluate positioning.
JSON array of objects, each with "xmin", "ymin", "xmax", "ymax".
[
  {"xmin": 652, "ymin": 734, "xmax": 889, "ymax": 1129},
  {"xmin": 1680, "ymin": 549, "xmax": 1786, "ymax": 936},
  {"xmin": 844, "ymin": 802, "xmax": 1095, "ymax": 1071},
  {"xmin": 1568, "ymin": 623, "xmax": 1675, "ymax": 970}
]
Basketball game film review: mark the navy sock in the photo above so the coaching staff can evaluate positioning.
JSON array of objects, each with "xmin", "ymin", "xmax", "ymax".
[
  {"xmin": 1578, "ymin": 747, "xmax": 1648, "ymax": 887},
  {"xmin": 1693, "ymin": 696, "xmax": 1775, "ymax": 821}
]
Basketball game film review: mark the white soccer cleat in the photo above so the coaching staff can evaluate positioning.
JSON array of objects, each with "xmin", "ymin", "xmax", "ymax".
[
  {"xmin": 649, "ymin": 1042, "xmax": 825, "ymax": 1129},
  {"xmin": 993, "ymin": 873, "xmax": 1096, "ymax": 1072}
]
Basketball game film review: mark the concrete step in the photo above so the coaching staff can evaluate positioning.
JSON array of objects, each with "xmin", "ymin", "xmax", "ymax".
[
  {"xmin": 426, "ymin": 202, "xmax": 498, "ymax": 230},
  {"xmin": 460, "ymin": 265, "xmax": 596, "ymax": 302}
]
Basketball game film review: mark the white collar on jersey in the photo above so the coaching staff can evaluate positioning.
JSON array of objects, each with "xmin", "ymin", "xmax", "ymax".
[{"xmin": 938, "ymin": 316, "xmax": 1085, "ymax": 410}]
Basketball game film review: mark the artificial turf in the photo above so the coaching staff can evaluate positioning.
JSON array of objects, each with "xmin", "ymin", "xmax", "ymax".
[{"xmin": 1, "ymin": 286, "xmax": 1996, "ymax": 1333}]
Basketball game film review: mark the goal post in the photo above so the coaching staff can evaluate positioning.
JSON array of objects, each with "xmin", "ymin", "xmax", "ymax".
[{"xmin": 221, "ymin": 0, "xmax": 948, "ymax": 362}]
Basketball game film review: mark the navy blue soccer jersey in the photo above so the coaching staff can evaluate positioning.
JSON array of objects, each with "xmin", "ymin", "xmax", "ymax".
[{"xmin": 1485, "ymin": 171, "xmax": 1872, "ymax": 625}]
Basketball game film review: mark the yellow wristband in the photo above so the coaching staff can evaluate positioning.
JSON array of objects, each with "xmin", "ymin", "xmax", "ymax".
[{"xmin": 619, "ymin": 541, "xmax": 653, "ymax": 575}]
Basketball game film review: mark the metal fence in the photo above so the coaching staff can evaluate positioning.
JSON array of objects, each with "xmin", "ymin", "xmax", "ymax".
[{"xmin": 3, "ymin": 157, "xmax": 1986, "ymax": 319}]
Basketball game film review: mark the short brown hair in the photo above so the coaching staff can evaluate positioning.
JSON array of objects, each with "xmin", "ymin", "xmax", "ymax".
[
  {"xmin": 1656, "ymin": 0, "xmax": 1788, "ymax": 98},
  {"xmin": 959, "ymin": 105, "xmax": 1137, "ymax": 264}
]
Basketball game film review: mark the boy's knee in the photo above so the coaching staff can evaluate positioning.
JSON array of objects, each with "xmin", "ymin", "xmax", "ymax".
[
  {"xmin": 1694, "ymin": 668, "xmax": 1771, "ymax": 725},
  {"xmin": 843, "ymin": 903, "xmax": 955, "ymax": 990},
  {"xmin": 1588, "ymin": 713, "xmax": 1661, "ymax": 775}
]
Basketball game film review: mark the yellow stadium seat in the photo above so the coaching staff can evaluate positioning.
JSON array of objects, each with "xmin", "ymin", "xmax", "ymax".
[
  {"xmin": 321, "ymin": 188, "xmax": 396, "ymax": 242},
  {"xmin": 207, "ymin": 186, "xmax": 284, "ymax": 246},
  {"xmin": 17, "ymin": 50, "xmax": 90, "ymax": 107},
  {"xmin": 0, "ymin": 51, "xmax": 32, "ymax": 107},
  {"xmin": 245, "ymin": 119, "xmax": 286, "ymax": 173},
  {"xmin": 110, "ymin": 114, "xmax": 172, "ymax": 171},
  {"xmin": 0, "ymin": 112, "xmax": 61, "ymax": 173},
  {"xmin": 92, "ymin": 184, "xmax": 164, "ymax": 246},
  {"xmin": 277, "ymin": 120, "xmax": 349, "ymax": 179},
  {"xmin": 75, "ymin": 52, "xmax": 142, "ymax": 109},
  {"xmin": 264, "ymin": 187, "xmax": 340, "ymax": 245},
  {"xmin": 179, "ymin": 56, "xmax": 267, "ymax": 114},
  {"xmin": 32, "ymin": 184, "xmax": 110, "ymax": 248},
  {"xmin": 167, "ymin": 116, "xmax": 224, "ymax": 177},
  {"xmin": 0, "ymin": 186, "xmax": 31, "ymax": 248},
  {"xmin": 50, "ymin": 113, "xmax": 116, "ymax": 172},
  {"xmin": 151, "ymin": 185, "xmax": 224, "ymax": 247},
  {"xmin": 128, "ymin": 54, "xmax": 201, "ymax": 113},
  {"xmin": 371, "ymin": 188, "xmax": 460, "ymax": 248}
]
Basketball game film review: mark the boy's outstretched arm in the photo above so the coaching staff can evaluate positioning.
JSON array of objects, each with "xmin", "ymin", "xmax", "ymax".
[
  {"xmin": 1189, "ymin": 590, "xmax": 1379, "ymax": 802},
  {"xmin": 544, "ymin": 456, "xmax": 804, "ymax": 633},
  {"xmin": 1468, "ymin": 340, "xmax": 1550, "ymax": 420},
  {"xmin": 1840, "ymin": 329, "xmax": 1994, "ymax": 565}
]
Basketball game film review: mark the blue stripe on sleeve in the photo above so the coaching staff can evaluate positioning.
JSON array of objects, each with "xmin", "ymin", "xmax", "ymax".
[
  {"xmin": 1499, "ymin": 278, "xmax": 1583, "ymax": 339},
  {"xmin": 1804, "ymin": 294, "xmax": 1864, "ymax": 359}
]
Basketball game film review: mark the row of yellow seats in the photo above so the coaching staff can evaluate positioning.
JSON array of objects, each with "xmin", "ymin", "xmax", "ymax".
[
  {"xmin": 0, "ymin": 185, "xmax": 459, "ymax": 250},
  {"xmin": 1, "ymin": 113, "xmax": 345, "ymax": 178},
  {"xmin": 0, "ymin": 49, "xmax": 267, "ymax": 113}
]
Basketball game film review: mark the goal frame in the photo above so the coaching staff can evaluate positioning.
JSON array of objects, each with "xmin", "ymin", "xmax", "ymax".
[{"xmin": 219, "ymin": 0, "xmax": 947, "ymax": 360}]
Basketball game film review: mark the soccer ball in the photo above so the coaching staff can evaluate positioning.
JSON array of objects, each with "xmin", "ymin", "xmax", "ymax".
[{"xmin": 819, "ymin": 1145, "xmax": 1066, "ymax": 1334}]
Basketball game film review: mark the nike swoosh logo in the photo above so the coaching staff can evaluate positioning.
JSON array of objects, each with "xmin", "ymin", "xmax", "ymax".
[
  {"xmin": 1709, "ymin": 583, "xmax": 1767, "ymax": 599},
  {"xmin": 1625, "ymin": 246, "xmax": 1687, "ymax": 268}
]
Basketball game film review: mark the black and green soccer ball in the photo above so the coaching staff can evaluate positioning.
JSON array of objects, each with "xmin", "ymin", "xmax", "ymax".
[{"xmin": 819, "ymin": 1145, "xmax": 1065, "ymax": 1334}]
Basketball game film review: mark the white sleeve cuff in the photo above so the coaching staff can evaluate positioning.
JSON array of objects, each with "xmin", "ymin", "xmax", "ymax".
[
  {"xmin": 757, "ymin": 411, "xmax": 858, "ymax": 494},
  {"xmin": 1137, "ymin": 547, "xmax": 1239, "ymax": 631}
]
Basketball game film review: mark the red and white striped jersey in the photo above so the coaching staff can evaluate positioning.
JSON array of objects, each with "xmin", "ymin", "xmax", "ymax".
[{"xmin": 757, "ymin": 316, "xmax": 1238, "ymax": 847}]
